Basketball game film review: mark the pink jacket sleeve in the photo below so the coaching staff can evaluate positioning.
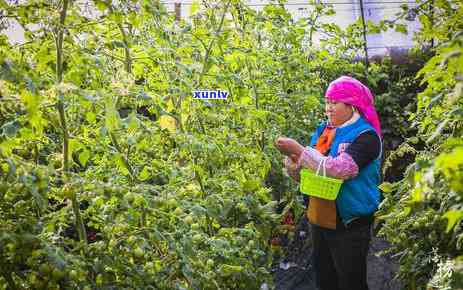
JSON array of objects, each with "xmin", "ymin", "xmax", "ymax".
[{"xmin": 297, "ymin": 147, "xmax": 359, "ymax": 180}]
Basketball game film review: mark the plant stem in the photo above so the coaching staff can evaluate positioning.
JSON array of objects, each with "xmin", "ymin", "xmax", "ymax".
[
  {"xmin": 56, "ymin": 0, "xmax": 68, "ymax": 84},
  {"xmin": 56, "ymin": 0, "xmax": 70, "ymax": 173},
  {"xmin": 234, "ymin": 5, "xmax": 264, "ymax": 151},
  {"xmin": 34, "ymin": 143, "xmax": 39, "ymax": 164},
  {"xmin": 55, "ymin": 0, "xmax": 87, "ymax": 246},
  {"xmin": 118, "ymin": 23, "xmax": 132, "ymax": 74},
  {"xmin": 71, "ymin": 193, "xmax": 88, "ymax": 245},
  {"xmin": 140, "ymin": 204, "xmax": 146, "ymax": 228},
  {"xmin": 107, "ymin": 3, "xmax": 132, "ymax": 74},
  {"xmin": 110, "ymin": 132, "xmax": 136, "ymax": 181},
  {"xmin": 57, "ymin": 102, "xmax": 69, "ymax": 173},
  {"xmin": 197, "ymin": 0, "xmax": 232, "ymax": 86},
  {"xmin": 192, "ymin": 157, "xmax": 206, "ymax": 197}
]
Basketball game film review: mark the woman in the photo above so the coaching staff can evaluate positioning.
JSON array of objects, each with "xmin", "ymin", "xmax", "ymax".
[{"xmin": 276, "ymin": 76, "xmax": 382, "ymax": 290}]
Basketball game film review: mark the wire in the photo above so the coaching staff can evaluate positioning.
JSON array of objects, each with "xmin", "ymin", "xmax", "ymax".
[
  {"xmin": 160, "ymin": 1, "xmax": 419, "ymax": 6},
  {"xmin": 295, "ymin": 6, "xmax": 418, "ymax": 11},
  {"xmin": 367, "ymin": 45, "xmax": 415, "ymax": 49},
  {"xmin": 163, "ymin": 3, "xmax": 420, "ymax": 13}
]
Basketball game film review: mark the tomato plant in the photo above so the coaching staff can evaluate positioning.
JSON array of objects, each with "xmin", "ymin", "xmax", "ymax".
[
  {"xmin": 377, "ymin": 1, "xmax": 463, "ymax": 288},
  {"xmin": 3, "ymin": 0, "xmax": 459, "ymax": 289}
]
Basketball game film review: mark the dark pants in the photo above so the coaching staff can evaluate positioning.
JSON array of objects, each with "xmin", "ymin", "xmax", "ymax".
[{"xmin": 311, "ymin": 222, "xmax": 372, "ymax": 290}]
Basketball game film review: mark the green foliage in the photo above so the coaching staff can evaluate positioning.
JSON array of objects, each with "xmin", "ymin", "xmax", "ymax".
[
  {"xmin": 3, "ymin": 0, "xmax": 456, "ymax": 288},
  {"xmin": 377, "ymin": 0, "xmax": 463, "ymax": 288},
  {"xmin": 0, "ymin": 0, "xmax": 373, "ymax": 288}
]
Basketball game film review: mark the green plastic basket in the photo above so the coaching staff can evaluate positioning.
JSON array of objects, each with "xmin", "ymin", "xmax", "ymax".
[{"xmin": 299, "ymin": 159, "xmax": 343, "ymax": 200}]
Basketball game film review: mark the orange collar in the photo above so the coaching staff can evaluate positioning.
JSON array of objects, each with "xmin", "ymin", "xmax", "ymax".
[{"xmin": 315, "ymin": 127, "xmax": 336, "ymax": 155}]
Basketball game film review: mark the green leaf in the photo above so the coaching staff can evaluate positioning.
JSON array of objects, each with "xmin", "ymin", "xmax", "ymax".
[
  {"xmin": 427, "ymin": 118, "xmax": 449, "ymax": 144},
  {"xmin": 189, "ymin": 1, "xmax": 199, "ymax": 16},
  {"xmin": 128, "ymin": 12, "xmax": 141, "ymax": 28},
  {"xmin": 78, "ymin": 149, "xmax": 91, "ymax": 167},
  {"xmin": 242, "ymin": 179, "xmax": 260, "ymax": 193},
  {"xmin": 379, "ymin": 182, "xmax": 394, "ymax": 193},
  {"xmin": 95, "ymin": 0, "xmax": 109, "ymax": 12},
  {"xmin": 108, "ymin": 11, "xmax": 123, "ymax": 23},
  {"xmin": 395, "ymin": 24, "xmax": 408, "ymax": 34},
  {"xmin": 113, "ymin": 153, "xmax": 129, "ymax": 175},
  {"xmin": 411, "ymin": 186, "xmax": 424, "ymax": 203},
  {"xmin": 105, "ymin": 97, "xmax": 121, "ymax": 131},
  {"xmin": 159, "ymin": 115, "xmax": 177, "ymax": 133},
  {"xmin": 0, "ymin": 139, "xmax": 16, "ymax": 156},
  {"xmin": 112, "ymin": 40, "xmax": 126, "ymax": 48},
  {"xmin": 1, "ymin": 120, "xmax": 21, "ymax": 137},
  {"xmin": 138, "ymin": 166, "xmax": 150, "ymax": 181},
  {"xmin": 69, "ymin": 139, "xmax": 83, "ymax": 155},
  {"xmin": 443, "ymin": 210, "xmax": 463, "ymax": 233},
  {"xmin": 221, "ymin": 264, "xmax": 243, "ymax": 275},
  {"xmin": 85, "ymin": 111, "xmax": 96, "ymax": 124},
  {"xmin": 127, "ymin": 112, "xmax": 140, "ymax": 134},
  {"xmin": 367, "ymin": 20, "xmax": 381, "ymax": 34},
  {"xmin": 3, "ymin": 158, "xmax": 16, "ymax": 178},
  {"xmin": 20, "ymin": 91, "xmax": 46, "ymax": 135}
]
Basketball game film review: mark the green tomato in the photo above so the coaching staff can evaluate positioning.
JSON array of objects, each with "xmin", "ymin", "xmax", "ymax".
[
  {"xmin": 0, "ymin": 182, "xmax": 8, "ymax": 195},
  {"xmin": 409, "ymin": 137, "xmax": 419, "ymax": 144},
  {"xmin": 39, "ymin": 263, "xmax": 52, "ymax": 275},
  {"xmin": 192, "ymin": 233, "xmax": 202, "ymax": 243},
  {"xmin": 133, "ymin": 246, "xmax": 144, "ymax": 258},
  {"xmin": 6, "ymin": 242, "xmax": 16, "ymax": 252},
  {"xmin": 124, "ymin": 192, "xmax": 135, "ymax": 203},
  {"xmin": 191, "ymin": 223, "xmax": 200, "ymax": 231},
  {"xmin": 237, "ymin": 202, "xmax": 249, "ymax": 214},
  {"xmin": 206, "ymin": 259, "xmax": 214, "ymax": 268},
  {"xmin": 96, "ymin": 273, "xmax": 104, "ymax": 286},
  {"xmin": 145, "ymin": 262, "xmax": 154, "ymax": 271},
  {"xmin": 69, "ymin": 269, "xmax": 78, "ymax": 281},
  {"xmin": 184, "ymin": 215, "xmax": 194, "ymax": 225},
  {"xmin": 166, "ymin": 198, "xmax": 178, "ymax": 208},
  {"xmin": 399, "ymin": 233, "xmax": 407, "ymax": 241},
  {"xmin": 51, "ymin": 268, "xmax": 64, "ymax": 281},
  {"xmin": 248, "ymin": 240, "xmax": 255, "ymax": 248},
  {"xmin": 127, "ymin": 236, "xmax": 136, "ymax": 244},
  {"xmin": 109, "ymin": 239, "xmax": 117, "ymax": 248},
  {"xmin": 174, "ymin": 207, "xmax": 184, "ymax": 216},
  {"xmin": 62, "ymin": 184, "xmax": 74, "ymax": 198},
  {"xmin": 28, "ymin": 273, "xmax": 38, "ymax": 285},
  {"xmin": 236, "ymin": 202, "xmax": 246, "ymax": 211},
  {"xmin": 51, "ymin": 155, "xmax": 63, "ymax": 169},
  {"xmin": 78, "ymin": 271, "xmax": 87, "ymax": 282}
]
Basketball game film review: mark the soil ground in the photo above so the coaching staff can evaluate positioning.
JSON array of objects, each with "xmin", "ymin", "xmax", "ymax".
[{"xmin": 273, "ymin": 216, "xmax": 402, "ymax": 290}]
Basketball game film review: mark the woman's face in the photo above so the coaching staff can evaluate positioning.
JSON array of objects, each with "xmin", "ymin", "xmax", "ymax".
[{"xmin": 325, "ymin": 100, "xmax": 353, "ymax": 127}]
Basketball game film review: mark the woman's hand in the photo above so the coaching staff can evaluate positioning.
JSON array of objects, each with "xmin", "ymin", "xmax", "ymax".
[
  {"xmin": 284, "ymin": 156, "xmax": 299, "ymax": 171},
  {"xmin": 284, "ymin": 155, "xmax": 301, "ymax": 182},
  {"xmin": 275, "ymin": 137, "xmax": 305, "ymax": 157}
]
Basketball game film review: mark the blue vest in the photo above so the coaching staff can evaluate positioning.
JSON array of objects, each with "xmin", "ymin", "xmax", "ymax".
[{"xmin": 308, "ymin": 117, "xmax": 382, "ymax": 224}]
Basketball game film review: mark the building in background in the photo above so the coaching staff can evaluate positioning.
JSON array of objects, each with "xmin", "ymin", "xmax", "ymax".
[
  {"xmin": 162, "ymin": 0, "xmax": 422, "ymax": 56},
  {"xmin": 2, "ymin": 0, "xmax": 422, "ymax": 56}
]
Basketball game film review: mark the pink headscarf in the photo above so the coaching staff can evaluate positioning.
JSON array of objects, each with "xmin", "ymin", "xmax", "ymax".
[{"xmin": 325, "ymin": 76, "xmax": 382, "ymax": 138}]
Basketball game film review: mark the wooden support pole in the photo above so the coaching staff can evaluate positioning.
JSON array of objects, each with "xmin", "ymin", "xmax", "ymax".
[
  {"xmin": 359, "ymin": 0, "xmax": 370, "ymax": 75},
  {"xmin": 175, "ymin": 3, "xmax": 181, "ymax": 21}
]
